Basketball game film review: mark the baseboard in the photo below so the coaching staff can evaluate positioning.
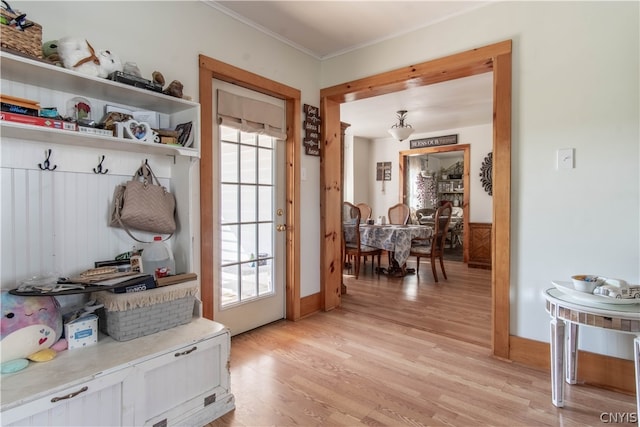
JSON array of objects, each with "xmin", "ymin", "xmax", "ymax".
[
  {"xmin": 300, "ymin": 292, "xmax": 321, "ymax": 318},
  {"xmin": 509, "ymin": 335, "xmax": 635, "ymax": 395}
]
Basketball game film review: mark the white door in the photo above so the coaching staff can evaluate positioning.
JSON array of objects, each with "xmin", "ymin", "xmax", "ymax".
[{"xmin": 214, "ymin": 119, "xmax": 286, "ymax": 336}]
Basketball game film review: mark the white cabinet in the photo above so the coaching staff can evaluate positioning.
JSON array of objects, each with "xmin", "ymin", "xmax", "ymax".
[
  {"xmin": 134, "ymin": 334, "xmax": 232, "ymax": 427},
  {"xmin": 0, "ymin": 318, "xmax": 235, "ymax": 426},
  {"xmin": 1, "ymin": 368, "xmax": 134, "ymax": 427}
]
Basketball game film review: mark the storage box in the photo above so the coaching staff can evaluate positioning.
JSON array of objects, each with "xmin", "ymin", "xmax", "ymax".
[
  {"xmin": 65, "ymin": 314, "xmax": 98, "ymax": 349},
  {"xmin": 0, "ymin": 10, "xmax": 42, "ymax": 59},
  {"xmin": 92, "ymin": 282, "xmax": 198, "ymax": 342}
]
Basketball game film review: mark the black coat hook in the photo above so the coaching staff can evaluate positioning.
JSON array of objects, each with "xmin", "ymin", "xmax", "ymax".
[
  {"xmin": 38, "ymin": 149, "xmax": 57, "ymax": 171},
  {"xmin": 93, "ymin": 155, "xmax": 108, "ymax": 174}
]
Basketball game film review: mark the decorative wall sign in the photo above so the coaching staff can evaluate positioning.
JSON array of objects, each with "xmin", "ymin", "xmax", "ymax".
[
  {"xmin": 479, "ymin": 152, "xmax": 493, "ymax": 196},
  {"xmin": 376, "ymin": 162, "xmax": 392, "ymax": 181},
  {"xmin": 303, "ymin": 104, "xmax": 321, "ymax": 156},
  {"xmin": 410, "ymin": 134, "xmax": 458, "ymax": 149}
]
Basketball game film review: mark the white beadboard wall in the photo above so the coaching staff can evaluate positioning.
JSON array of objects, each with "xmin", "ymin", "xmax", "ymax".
[{"xmin": 0, "ymin": 136, "xmax": 175, "ymax": 290}]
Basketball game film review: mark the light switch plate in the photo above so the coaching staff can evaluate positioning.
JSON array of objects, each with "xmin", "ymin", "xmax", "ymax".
[{"xmin": 557, "ymin": 148, "xmax": 574, "ymax": 169}]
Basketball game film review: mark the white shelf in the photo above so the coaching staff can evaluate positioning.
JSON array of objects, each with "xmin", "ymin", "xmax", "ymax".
[
  {"xmin": 0, "ymin": 52, "xmax": 198, "ymax": 115},
  {"xmin": 1, "ymin": 121, "xmax": 199, "ymax": 158}
]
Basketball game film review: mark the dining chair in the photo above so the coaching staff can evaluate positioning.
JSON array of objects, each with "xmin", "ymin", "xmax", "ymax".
[
  {"xmin": 356, "ymin": 203, "xmax": 372, "ymax": 223},
  {"xmin": 343, "ymin": 201, "xmax": 381, "ymax": 279},
  {"xmin": 388, "ymin": 203, "xmax": 410, "ymax": 225},
  {"xmin": 410, "ymin": 201, "xmax": 453, "ymax": 282}
]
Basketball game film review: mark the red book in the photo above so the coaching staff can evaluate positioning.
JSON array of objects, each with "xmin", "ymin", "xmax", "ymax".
[{"xmin": 0, "ymin": 111, "xmax": 76, "ymax": 131}]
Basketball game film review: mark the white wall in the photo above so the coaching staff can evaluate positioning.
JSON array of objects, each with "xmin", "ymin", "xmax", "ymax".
[
  {"xmin": 14, "ymin": 1, "xmax": 323, "ymax": 298},
  {"xmin": 362, "ymin": 124, "xmax": 492, "ymax": 223},
  {"xmin": 323, "ymin": 1, "xmax": 639, "ymax": 359}
]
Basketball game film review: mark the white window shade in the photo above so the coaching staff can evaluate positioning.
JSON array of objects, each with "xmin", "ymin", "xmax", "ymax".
[{"xmin": 217, "ymin": 89, "xmax": 286, "ymax": 139}]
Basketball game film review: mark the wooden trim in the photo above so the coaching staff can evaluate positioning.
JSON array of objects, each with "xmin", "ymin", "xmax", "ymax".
[
  {"xmin": 399, "ymin": 144, "xmax": 471, "ymax": 263},
  {"xmin": 491, "ymin": 49, "xmax": 512, "ymax": 359},
  {"xmin": 198, "ymin": 63, "xmax": 214, "ymax": 320},
  {"xmin": 510, "ymin": 336, "xmax": 635, "ymax": 395},
  {"xmin": 320, "ymin": 96, "xmax": 342, "ymax": 310},
  {"xmin": 320, "ymin": 40, "xmax": 512, "ymax": 359},
  {"xmin": 300, "ymin": 292, "xmax": 322, "ymax": 318},
  {"xmin": 198, "ymin": 55, "xmax": 302, "ymax": 321}
]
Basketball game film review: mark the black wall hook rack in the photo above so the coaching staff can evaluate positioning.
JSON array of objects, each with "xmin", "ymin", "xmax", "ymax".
[
  {"xmin": 38, "ymin": 149, "xmax": 57, "ymax": 171},
  {"xmin": 93, "ymin": 155, "xmax": 109, "ymax": 174}
]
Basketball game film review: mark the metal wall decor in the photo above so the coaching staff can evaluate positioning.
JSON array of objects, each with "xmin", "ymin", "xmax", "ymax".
[{"xmin": 479, "ymin": 152, "xmax": 493, "ymax": 196}]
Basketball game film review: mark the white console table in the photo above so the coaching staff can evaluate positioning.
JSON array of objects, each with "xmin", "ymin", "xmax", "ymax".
[
  {"xmin": 543, "ymin": 286, "xmax": 639, "ymax": 421},
  {"xmin": 1, "ymin": 317, "xmax": 235, "ymax": 426}
]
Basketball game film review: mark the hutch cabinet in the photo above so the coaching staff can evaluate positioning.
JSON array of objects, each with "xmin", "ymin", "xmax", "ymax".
[
  {"xmin": 468, "ymin": 222, "xmax": 492, "ymax": 269},
  {"xmin": 0, "ymin": 52, "xmax": 234, "ymax": 425}
]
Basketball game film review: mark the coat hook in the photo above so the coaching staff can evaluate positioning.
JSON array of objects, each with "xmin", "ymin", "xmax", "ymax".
[
  {"xmin": 93, "ymin": 155, "xmax": 108, "ymax": 174},
  {"xmin": 137, "ymin": 159, "xmax": 149, "ymax": 176},
  {"xmin": 38, "ymin": 149, "xmax": 57, "ymax": 171}
]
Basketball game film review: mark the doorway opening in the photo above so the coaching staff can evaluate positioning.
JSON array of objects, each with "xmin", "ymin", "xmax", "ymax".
[
  {"xmin": 320, "ymin": 40, "xmax": 512, "ymax": 358},
  {"xmin": 400, "ymin": 144, "xmax": 470, "ymax": 263}
]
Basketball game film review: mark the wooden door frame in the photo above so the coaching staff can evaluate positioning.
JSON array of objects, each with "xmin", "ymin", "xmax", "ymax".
[
  {"xmin": 320, "ymin": 40, "xmax": 512, "ymax": 359},
  {"xmin": 399, "ymin": 144, "xmax": 471, "ymax": 263},
  {"xmin": 199, "ymin": 55, "xmax": 302, "ymax": 322}
]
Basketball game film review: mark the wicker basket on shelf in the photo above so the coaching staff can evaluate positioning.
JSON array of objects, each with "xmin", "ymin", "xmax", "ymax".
[{"xmin": 0, "ymin": 9, "xmax": 42, "ymax": 58}]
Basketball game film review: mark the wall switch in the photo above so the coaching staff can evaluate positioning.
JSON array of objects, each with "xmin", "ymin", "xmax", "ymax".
[
  {"xmin": 557, "ymin": 148, "xmax": 574, "ymax": 169},
  {"xmin": 301, "ymin": 167, "xmax": 307, "ymax": 181}
]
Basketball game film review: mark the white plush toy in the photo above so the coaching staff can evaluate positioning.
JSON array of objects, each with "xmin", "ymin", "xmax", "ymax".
[{"xmin": 57, "ymin": 36, "xmax": 122, "ymax": 78}]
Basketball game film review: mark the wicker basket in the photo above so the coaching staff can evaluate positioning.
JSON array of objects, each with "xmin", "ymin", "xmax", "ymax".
[
  {"xmin": 0, "ymin": 9, "xmax": 42, "ymax": 58},
  {"xmin": 92, "ymin": 282, "xmax": 198, "ymax": 342}
]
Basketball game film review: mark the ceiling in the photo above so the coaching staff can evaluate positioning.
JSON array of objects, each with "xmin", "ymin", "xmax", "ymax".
[{"xmin": 207, "ymin": 1, "xmax": 494, "ymax": 139}]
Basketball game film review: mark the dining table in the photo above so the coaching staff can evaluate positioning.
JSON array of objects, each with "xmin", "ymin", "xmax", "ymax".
[{"xmin": 344, "ymin": 223, "xmax": 433, "ymax": 275}]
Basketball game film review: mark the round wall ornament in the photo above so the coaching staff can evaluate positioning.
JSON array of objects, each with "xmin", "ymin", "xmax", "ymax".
[{"xmin": 480, "ymin": 152, "xmax": 493, "ymax": 196}]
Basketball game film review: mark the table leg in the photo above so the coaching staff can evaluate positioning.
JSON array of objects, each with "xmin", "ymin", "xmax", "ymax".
[
  {"xmin": 566, "ymin": 322, "xmax": 579, "ymax": 384},
  {"xmin": 634, "ymin": 335, "xmax": 640, "ymax": 422},
  {"xmin": 550, "ymin": 317, "xmax": 565, "ymax": 407}
]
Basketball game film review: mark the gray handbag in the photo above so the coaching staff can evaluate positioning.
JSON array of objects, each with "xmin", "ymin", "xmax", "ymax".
[{"xmin": 110, "ymin": 162, "xmax": 176, "ymax": 242}]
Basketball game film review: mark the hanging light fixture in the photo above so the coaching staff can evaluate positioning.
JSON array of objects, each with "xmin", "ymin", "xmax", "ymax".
[{"xmin": 388, "ymin": 110, "xmax": 414, "ymax": 142}]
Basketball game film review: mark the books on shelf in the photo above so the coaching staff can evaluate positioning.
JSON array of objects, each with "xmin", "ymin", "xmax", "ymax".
[{"xmin": 0, "ymin": 111, "xmax": 76, "ymax": 131}]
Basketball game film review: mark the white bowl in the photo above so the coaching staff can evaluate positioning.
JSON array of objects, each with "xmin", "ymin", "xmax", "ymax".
[{"xmin": 571, "ymin": 275, "xmax": 601, "ymax": 293}]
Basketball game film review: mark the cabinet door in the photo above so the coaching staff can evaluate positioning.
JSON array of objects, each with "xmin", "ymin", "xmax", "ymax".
[
  {"xmin": 1, "ymin": 368, "xmax": 133, "ymax": 427},
  {"xmin": 134, "ymin": 333, "xmax": 230, "ymax": 426},
  {"xmin": 468, "ymin": 222, "xmax": 492, "ymax": 269}
]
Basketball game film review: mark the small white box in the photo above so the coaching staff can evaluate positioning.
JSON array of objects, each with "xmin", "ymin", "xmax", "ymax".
[{"xmin": 65, "ymin": 314, "xmax": 98, "ymax": 349}]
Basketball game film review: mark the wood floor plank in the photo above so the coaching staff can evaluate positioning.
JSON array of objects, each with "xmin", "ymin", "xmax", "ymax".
[{"xmin": 207, "ymin": 262, "xmax": 636, "ymax": 426}]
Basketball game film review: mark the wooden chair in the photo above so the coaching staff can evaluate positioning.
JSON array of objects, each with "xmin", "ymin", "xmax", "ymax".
[
  {"xmin": 410, "ymin": 202, "xmax": 453, "ymax": 282},
  {"xmin": 343, "ymin": 201, "xmax": 381, "ymax": 279},
  {"xmin": 388, "ymin": 203, "xmax": 410, "ymax": 225},
  {"xmin": 356, "ymin": 203, "xmax": 372, "ymax": 223}
]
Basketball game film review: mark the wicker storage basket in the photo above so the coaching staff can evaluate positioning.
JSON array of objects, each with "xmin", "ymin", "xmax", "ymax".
[
  {"xmin": 92, "ymin": 282, "xmax": 198, "ymax": 342},
  {"xmin": 0, "ymin": 9, "xmax": 42, "ymax": 58}
]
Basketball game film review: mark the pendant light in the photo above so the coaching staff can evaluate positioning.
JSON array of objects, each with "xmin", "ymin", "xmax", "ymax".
[{"xmin": 388, "ymin": 110, "xmax": 414, "ymax": 142}]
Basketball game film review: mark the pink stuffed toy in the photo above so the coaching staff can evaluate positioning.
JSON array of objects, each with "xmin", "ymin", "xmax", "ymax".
[{"xmin": 1, "ymin": 291, "xmax": 63, "ymax": 373}]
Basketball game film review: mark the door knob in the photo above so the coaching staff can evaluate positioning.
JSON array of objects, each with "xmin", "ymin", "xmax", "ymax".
[{"xmin": 276, "ymin": 224, "xmax": 287, "ymax": 232}]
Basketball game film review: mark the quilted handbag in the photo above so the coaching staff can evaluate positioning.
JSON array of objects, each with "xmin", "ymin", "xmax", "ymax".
[{"xmin": 110, "ymin": 162, "xmax": 176, "ymax": 242}]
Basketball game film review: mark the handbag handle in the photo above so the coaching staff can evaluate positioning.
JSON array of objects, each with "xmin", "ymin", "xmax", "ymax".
[
  {"xmin": 116, "ymin": 213, "xmax": 173, "ymax": 243},
  {"xmin": 134, "ymin": 162, "xmax": 165, "ymax": 189}
]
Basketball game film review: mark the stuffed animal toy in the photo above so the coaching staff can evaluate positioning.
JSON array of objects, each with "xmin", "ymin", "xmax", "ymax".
[
  {"xmin": 57, "ymin": 36, "xmax": 122, "ymax": 78},
  {"xmin": 42, "ymin": 40, "xmax": 62, "ymax": 67},
  {"xmin": 1, "ymin": 291, "xmax": 63, "ymax": 373}
]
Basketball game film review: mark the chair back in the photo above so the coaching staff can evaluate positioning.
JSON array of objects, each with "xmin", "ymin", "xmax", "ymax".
[
  {"xmin": 388, "ymin": 203, "xmax": 410, "ymax": 225},
  {"xmin": 343, "ymin": 201, "xmax": 362, "ymax": 246},
  {"xmin": 356, "ymin": 203, "xmax": 372, "ymax": 222},
  {"xmin": 432, "ymin": 202, "xmax": 453, "ymax": 254}
]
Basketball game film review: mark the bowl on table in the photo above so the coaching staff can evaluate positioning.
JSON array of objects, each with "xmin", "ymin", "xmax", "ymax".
[{"xmin": 571, "ymin": 275, "xmax": 603, "ymax": 293}]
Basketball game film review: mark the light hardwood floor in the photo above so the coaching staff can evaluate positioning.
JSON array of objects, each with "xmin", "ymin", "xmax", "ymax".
[{"xmin": 207, "ymin": 260, "xmax": 636, "ymax": 426}]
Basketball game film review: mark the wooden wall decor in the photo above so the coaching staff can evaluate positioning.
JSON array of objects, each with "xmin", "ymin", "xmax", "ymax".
[{"xmin": 303, "ymin": 104, "xmax": 321, "ymax": 156}]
